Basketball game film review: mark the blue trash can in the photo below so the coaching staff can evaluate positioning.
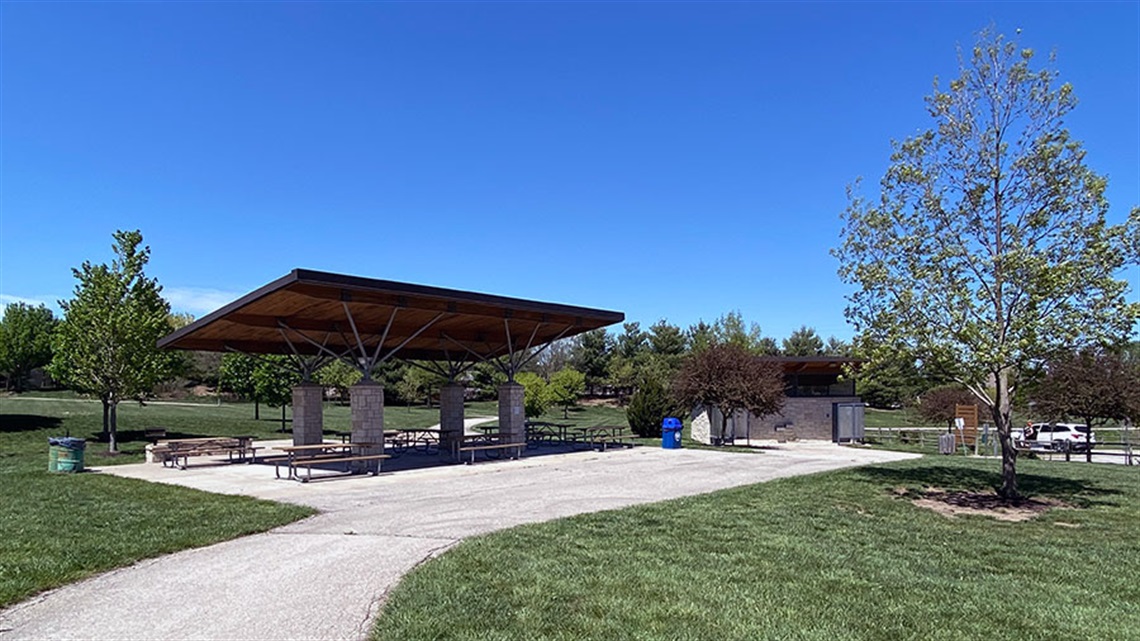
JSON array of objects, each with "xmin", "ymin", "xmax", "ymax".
[{"xmin": 662, "ymin": 418, "xmax": 683, "ymax": 449}]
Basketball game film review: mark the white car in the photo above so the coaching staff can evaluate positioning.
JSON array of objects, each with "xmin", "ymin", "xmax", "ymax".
[{"xmin": 1016, "ymin": 423, "xmax": 1095, "ymax": 452}]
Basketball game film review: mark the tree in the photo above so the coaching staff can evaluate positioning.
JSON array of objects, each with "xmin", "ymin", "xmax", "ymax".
[
  {"xmin": 570, "ymin": 329, "xmax": 612, "ymax": 393},
  {"xmin": 1032, "ymin": 348, "xmax": 1140, "ymax": 461},
  {"xmin": 782, "ymin": 325, "xmax": 825, "ymax": 356},
  {"xmin": 686, "ymin": 321, "xmax": 716, "ymax": 354},
  {"xmin": 531, "ymin": 339, "xmax": 573, "ymax": 379},
  {"xmin": 394, "ymin": 365, "xmax": 445, "ymax": 408},
  {"xmin": 515, "ymin": 371, "xmax": 552, "ymax": 418},
  {"xmin": 219, "ymin": 352, "xmax": 259, "ymax": 415},
  {"xmin": 315, "ymin": 359, "xmax": 362, "ymax": 403},
  {"xmin": 251, "ymin": 356, "xmax": 301, "ymax": 431},
  {"xmin": 608, "ymin": 322, "xmax": 651, "ymax": 397},
  {"xmin": 50, "ymin": 230, "xmax": 181, "ymax": 452},
  {"xmin": 672, "ymin": 343, "xmax": 785, "ymax": 445},
  {"xmin": 548, "ymin": 367, "xmax": 586, "ymax": 418},
  {"xmin": 917, "ymin": 385, "xmax": 979, "ymax": 428},
  {"xmin": 849, "ymin": 335, "xmax": 930, "ymax": 409},
  {"xmin": 714, "ymin": 311, "xmax": 779, "ymax": 356},
  {"xmin": 0, "ymin": 303, "xmax": 56, "ymax": 391},
  {"xmin": 645, "ymin": 320, "xmax": 688, "ymax": 383},
  {"xmin": 824, "ymin": 336, "xmax": 851, "ymax": 357},
  {"xmin": 626, "ymin": 376, "xmax": 679, "ymax": 438},
  {"xmin": 833, "ymin": 29, "xmax": 1139, "ymax": 497}
]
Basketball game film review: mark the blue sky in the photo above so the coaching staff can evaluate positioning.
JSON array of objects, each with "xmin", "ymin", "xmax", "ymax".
[{"xmin": 2, "ymin": 1, "xmax": 1137, "ymax": 342}]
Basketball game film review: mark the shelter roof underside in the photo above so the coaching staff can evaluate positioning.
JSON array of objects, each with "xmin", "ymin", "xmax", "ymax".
[{"xmin": 158, "ymin": 270, "xmax": 624, "ymax": 362}]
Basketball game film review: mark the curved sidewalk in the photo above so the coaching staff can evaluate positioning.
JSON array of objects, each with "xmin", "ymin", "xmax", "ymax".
[{"xmin": 0, "ymin": 443, "xmax": 917, "ymax": 640}]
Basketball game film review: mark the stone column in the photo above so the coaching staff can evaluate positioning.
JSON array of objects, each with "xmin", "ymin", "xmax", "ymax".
[
  {"xmin": 439, "ymin": 383, "xmax": 465, "ymax": 459},
  {"xmin": 498, "ymin": 382, "xmax": 526, "ymax": 446},
  {"xmin": 291, "ymin": 383, "xmax": 325, "ymax": 446},
  {"xmin": 350, "ymin": 381, "xmax": 385, "ymax": 454}
]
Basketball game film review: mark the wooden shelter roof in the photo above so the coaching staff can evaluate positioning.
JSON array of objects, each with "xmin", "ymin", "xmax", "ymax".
[
  {"xmin": 158, "ymin": 269, "xmax": 624, "ymax": 362},
  {"xmin": 760, "ymin": 356, "xmax": 864, "ymax": 375}
]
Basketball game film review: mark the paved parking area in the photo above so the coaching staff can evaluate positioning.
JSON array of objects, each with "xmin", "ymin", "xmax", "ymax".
[{"xmin": 0, "ymin": 442, "xmax": 917, "ymax": 641}]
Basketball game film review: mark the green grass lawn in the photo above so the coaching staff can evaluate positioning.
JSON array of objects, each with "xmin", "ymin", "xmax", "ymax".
[
  {"xmin": 373, "ymin": 456, "xmax": 1140, "ymax": 641},
  {"xmin": 1, "ymin": 393, "xmax": 481, "ymax": 608}
]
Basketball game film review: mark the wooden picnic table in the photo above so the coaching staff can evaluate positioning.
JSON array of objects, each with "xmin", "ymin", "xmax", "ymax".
[
  {"xmin": 275, "ymin": 442, "xmax": 387, "ymax": 482},
  {"xmin": 158, "ymin": 435, "xmax": 259, "ymax": 469}
]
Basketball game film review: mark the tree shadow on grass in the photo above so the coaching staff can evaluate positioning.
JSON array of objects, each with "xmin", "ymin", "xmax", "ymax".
[
  {"xmin": 856, "ymin": 465, "xmax": 1122, "ymax": 507},
  {"xmin": 82, "ymin": 429, "xmax": 210, "ymax": 443},
  {"xmin": 0, "ymin": 414, "xmax": 63, "ymax": 433}
]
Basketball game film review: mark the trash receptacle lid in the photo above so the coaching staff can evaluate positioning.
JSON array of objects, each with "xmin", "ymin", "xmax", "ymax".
[{"xmin": 662, "ymin": 418, "xmax": 682, "ymax": 429}]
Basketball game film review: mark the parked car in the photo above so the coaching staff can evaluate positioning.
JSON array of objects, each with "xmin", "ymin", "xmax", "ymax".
[{"xmin": 1015, "ymin": 423, "xmax": 1095, "ymax": 451}]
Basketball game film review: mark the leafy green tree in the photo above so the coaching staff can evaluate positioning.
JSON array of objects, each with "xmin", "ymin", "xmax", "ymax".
[
  {"xmin": 471, "ymin": 362, "xmax": 507, "ymax": 399},
  {"xmin": 315, "ymin": 359, "xmax": 362, "ymax": 403},
  {"xmin": 251, "ymin": 355, "xmax": 300, "ymax": 431},
  {"xmin": 219, "ymin": 352, "xmax": 258, "ymax": 416},
  {"xmin": 782, "ymin": 325, "xmax": 825, "ymax": 356},
  {"xmin": 0, "ymin": 303, "xmax": 56, "ymax": 391},
  {"xmin": 394, "ymin": 365, "xmax": 446, "ymax": 408},
  {"xmin": 50, "ymin": 230, "xmax": 181, "ymax": 451},
  {"xmin": 515, "ymin": 371, "xmax": 552, "ymax": 418},
  {"xmin": 834, "ymin": 29, "xmax": 1140, "ymax": 497},
  {"xmin": 714, "ymin": 311, "xmax": 779, "ymax": 356},
  {"xmin": 548, "ymin": 367, "xmax": 586, "ymax": 418},
  {"xmin": 672, "ymin": 343, "xmax": 785, "ymax": 445},
  {"xmin": 847, "ymin": 335, "xmax": 930, "ymax": 409}
]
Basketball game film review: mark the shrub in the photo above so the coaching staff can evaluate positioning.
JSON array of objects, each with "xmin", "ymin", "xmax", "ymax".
[{"xmin": 626, "ymin": 377, "xmax": 676, "ymax": 438}]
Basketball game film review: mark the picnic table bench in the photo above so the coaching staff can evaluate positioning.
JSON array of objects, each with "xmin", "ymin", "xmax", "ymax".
[
  {"xmin": 454, "ymin": 433, "xmax": 524, "ymax": 464},
  {"xmin": 157, "ymin": 436, "xmax": 259, "ymax": 470},
  {"xmin": 275, "ymin": 442, "xmax": 389, "ymax": 482}
]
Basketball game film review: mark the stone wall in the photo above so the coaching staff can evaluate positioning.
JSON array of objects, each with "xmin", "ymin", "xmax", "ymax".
[
  {"xmin": 291, "ymin": 383, "xmax": 324, "ymax": 446},
  {"xmin": 498, "ymin": 383, "xmax": 526, "ymax": 444},
  {"xmin": 350, "ymin": 381, "xmax": 385, "ymax": 454},
  {"xmin": 690, "ymin": 397, "xmax": 862, "ymax": 443},
  {"xmin": 746, "ymin": 396, "xmax": 861, "ymax": 441}
]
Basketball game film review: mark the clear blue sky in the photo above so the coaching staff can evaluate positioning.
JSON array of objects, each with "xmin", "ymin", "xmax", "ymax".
[{"xmin": 2, "ymin": 1, "xmax": 1137, "ymax": 342}]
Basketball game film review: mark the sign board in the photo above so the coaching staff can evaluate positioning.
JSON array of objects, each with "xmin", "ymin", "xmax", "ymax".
[{"xmin": 954, "ymin": 404, "xmax": 979, "ymax": 445}]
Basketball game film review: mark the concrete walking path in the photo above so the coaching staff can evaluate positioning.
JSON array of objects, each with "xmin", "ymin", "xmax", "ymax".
[{"xmin": 0, "ymin": 443, "xmax": 917, "ymax": 640}]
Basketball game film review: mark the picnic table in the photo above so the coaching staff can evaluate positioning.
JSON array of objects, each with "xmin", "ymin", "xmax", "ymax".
[
  {"xmin": 388, "ymin": 428, "xmax": 442, "ymax": 455},
  {"xmin": 525, "ymin": 421, "xmax": 576, "ymax": 447},
  {"xmin": 157, "ymin": 436, "xmax": 259, "ymax": 469},
  {"xmin": 573, "ymin": 425, "xmax": 635, "ymax": 451},
  {"xmin": 274, "ymin": 442, "xmax": 388, "ymax": 482},
  {"xmin": 452, "ymin": 431, "xmax": 524, "ymax": 464}
]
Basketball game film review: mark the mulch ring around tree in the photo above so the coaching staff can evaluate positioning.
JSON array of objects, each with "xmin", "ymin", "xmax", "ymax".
[{"xmin": 891, "ymin": 486, "xmax": 1076, "ymax": 522}]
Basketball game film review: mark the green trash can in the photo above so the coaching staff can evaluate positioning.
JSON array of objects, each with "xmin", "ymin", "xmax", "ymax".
[{"xmin": 49, "ymin": 437, "xmax": 86, "ymax": 473}]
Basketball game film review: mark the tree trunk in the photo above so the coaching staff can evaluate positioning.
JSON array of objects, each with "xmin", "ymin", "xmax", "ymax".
[
  {"xmin": 1083, "ymin": 414, "xmax": 1094, "ymax": 464},
  {"xmin": 255, "ymin": 399, "xmax": 260, "ymax": 420},
  {"xmin": 280, "ymin": 405, "xmax": 287, "ymax": 433},
  {"xmin": 993, "ymin": 369, "xmax": 1018, "ymax": 499},
  {"xmin": 101, "ymin": 398, "xmax": 111, "ymax": 442},
  {"xmin": 108, "ymin": 402, "xmax": 119, "ymax": 453}
]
